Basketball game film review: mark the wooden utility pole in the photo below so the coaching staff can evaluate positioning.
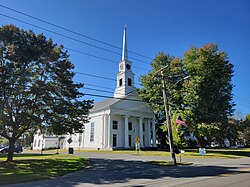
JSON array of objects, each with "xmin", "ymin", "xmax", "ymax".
[
  {"xmin": 154, "ymin": 65, "xmax": 177, "ymax": 165},
  {"xmin": 161, "ymin": 71, "xmax": 177, "ymax": 165}
]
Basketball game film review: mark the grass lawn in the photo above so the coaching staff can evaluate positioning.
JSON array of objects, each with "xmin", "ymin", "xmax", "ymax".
[
  {"xmin": 0, "ymin": 153, "xmax": 88, "ymax": 186},
  {"xmin": 74, "ymin": 148, "xmax": 250, "ymax": 158},
  {"xmin": 150, "ymin": 160, "xmax": 193, "ymax": 166},
  {"xmin": 183, "ymin": 148, "xmax": 250, "ymax": 158}
]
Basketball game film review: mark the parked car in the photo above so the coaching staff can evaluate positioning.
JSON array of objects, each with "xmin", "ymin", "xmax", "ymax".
[{"xmin": 0, "ymin": 145, "xmax": 23, "ymax": 154}]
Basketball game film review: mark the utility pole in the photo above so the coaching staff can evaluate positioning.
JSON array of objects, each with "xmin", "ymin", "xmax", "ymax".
[
  {"xmin": 161, "ymin": 71, "xmax": 177, "ymax": 165},
  {"xmin": 154, "ymin": 65, "xmax": 176, "ymax": 165}
]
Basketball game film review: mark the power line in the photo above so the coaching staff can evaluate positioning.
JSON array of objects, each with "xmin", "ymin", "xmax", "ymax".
[
  {"xmin": 82, "ymin": 87, "xmax": 114, "ymax": 95},
  {"xmin": 0, "ymin": 13, "xmax": 119, "ymax": 56},
  {"xmin": 83, "ymin": 83, "xmax": 115, "ymax": 91},
  {"xmin": 0, "ymin": 4, "xmax": 153, "ymax": 61},
  {"xmin": 74, "ymin": 71, "xmax": 141, "ymax": 86},
  {"xmin": 0, "ymin": 71, "xmax": 139, "ymax": 97},
  {"xmin": 83, "ymin": 93, "xmax": 145, "ymax": 103},
  {"xmin": 1, "ymin": 65, "xmax": 141, "ymax": 86},
  {"xmin": 66, "ymin": 47, "xmax": 149, "ymax": 71},
  {"xmin": 75, "ymin": 72, "xmax": 116, "ymax": 81},
  {"xmin": 0, "ymin": 12, "xmax": 151, "ymax": 65},
  {"xmin": 2, "ymin": 74, "xmax": 248, "ymax": 114},
  {"xmin": 234, "ymin": 95, "xmax": 250, "ymax": 104},
  {"xmin": 0, "ymin": 12, "xmax": 150, "ymax": 71}
]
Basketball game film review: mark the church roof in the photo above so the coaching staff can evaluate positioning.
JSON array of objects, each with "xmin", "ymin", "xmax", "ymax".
[{"xmin": 90, "ymin": 98, "xmax": 119, "ymax": 113}]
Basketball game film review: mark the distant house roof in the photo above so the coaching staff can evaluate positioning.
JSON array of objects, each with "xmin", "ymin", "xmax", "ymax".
[{"xmin": 90, "ymin": 98, "xmax": 120, "ymax": 113}]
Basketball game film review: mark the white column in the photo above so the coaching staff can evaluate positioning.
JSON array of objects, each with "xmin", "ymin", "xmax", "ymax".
[
  {"xmin": 139, "ymin": 117, "xmax": 144, "ymax": 147},
  {"xmin": 147, "ymin": 118, "xmax": 151, "ymax": 147},
  {"xmin": 81, "ymin": 131, "xmax": 85, "ymax": 149},
  {"xmin": 102, "ymin": 114, "xmax": 105, "ymax": 148},
  {"xmin": 107, "ymin": 113, "xmax": 113, "ymax": 149},
  {"xmin": 152, "ymin": 119, "xmax": 156, "ymax": 147},
  {"xmin": 124, "ymin": 115, "xmax": 129, "ymax": 148}
]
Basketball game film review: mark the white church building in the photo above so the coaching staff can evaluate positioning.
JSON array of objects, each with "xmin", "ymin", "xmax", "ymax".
[{"xmin": 33, "ymin": 27, "xmax": 156, "ymax": 150}]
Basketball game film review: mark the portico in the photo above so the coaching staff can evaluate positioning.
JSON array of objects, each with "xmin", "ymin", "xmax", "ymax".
[{"xmin": 102, "ymin": 112, "xmax": 156, "ymax": 149}]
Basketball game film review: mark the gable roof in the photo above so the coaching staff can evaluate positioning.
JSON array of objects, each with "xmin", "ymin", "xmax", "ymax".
[
  {"xmin": 90, "ymin": 98, "xmax": 119, "ymax": 113},
  {"xmin": 90, "ymin": 91, "xmax": 154, "ymax": 116}
]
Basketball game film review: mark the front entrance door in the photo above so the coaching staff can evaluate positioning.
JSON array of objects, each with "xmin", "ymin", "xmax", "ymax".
[
  {"xmin": 113, "ymin": 134, "xmax": 117, "ymax": 147},
  {"xmin": 128, "ymin": 135, "xmax": 132, "ymax": 147}
]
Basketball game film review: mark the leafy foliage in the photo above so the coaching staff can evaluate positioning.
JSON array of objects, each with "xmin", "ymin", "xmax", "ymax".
[
  {"xmin": 139, "ymin": 44, "xmax": 235, "ymax": 148},
  {"xmin": 183, "ymin": 44, "xmax": 234, "ymax": 146},
  {"xmin": 0, "ymin": 25, "xmax": 93, "ymax": 161},
  {"xmin": 139, "ymin": 52, "xmax": 186, "ymax": 146},
  {"xmin": 139, "ymin": 53, "xmax": 185, "ymax": 122},
  {"xmin": 238, "ymin": 113, "xmax": 250, "ymax": 146}
]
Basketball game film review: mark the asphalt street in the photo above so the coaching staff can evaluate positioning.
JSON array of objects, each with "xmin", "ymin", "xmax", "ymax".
[{"xmin": 3, "ymin": 152, "xmax": 250, "ymax": 187}]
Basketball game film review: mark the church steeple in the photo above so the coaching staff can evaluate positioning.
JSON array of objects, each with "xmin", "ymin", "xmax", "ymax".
[
  {"xmin": 122, "ymin": 25, "xmax": 128, "ymax": 61},
  {"xmin": 114, "ymin": 26, "xmax": 136, "ymax": 98}
]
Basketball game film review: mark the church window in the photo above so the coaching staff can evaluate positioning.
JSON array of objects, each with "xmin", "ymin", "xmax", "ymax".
[
  {"xmin": 90, "ymin": 122, "xmax": 95, "ymax": 142},
  {"xmin": 128, "ymin": 122, "xmax": 132, "ymax": 131},
  {"xmin": 34, "ymin": 140, "xmax": 37, "ymax": 147},
  {"xmin": 128, "ymin": 78, "xmax": 132, "ymax": 86},
  {"xmin": 38, "ymin": 140, "xmax": 40, "ymax": 147},
  {"xmin": 119, "ymin": 78, "xmax": 122, "ymax": 86},
  {"xmin": 113, "ymin": 134, "xmax": 117, "ymax": 147},
  {"xmin": 143, "ymin": 123, "xmax": 145, "ymax": 131},
  {"xmin": 113, "ymin": 120, "xmax": 118, "ymax": 130}
]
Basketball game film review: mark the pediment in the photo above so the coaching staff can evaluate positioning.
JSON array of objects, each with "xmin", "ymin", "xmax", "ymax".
[{"xmin": 111, "ymin": 92, "xmax": 155, "ymax": 117}]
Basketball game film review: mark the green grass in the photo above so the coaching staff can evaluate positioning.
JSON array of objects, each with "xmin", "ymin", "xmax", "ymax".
[
  {"xmin": 76, "ymin": 148, "xmax": 250, "ymax": 158},
  {"xmin": 0, "ymin": 154, "xmax": 88, "ymax": 186},
  {"xmin": 150, "ymin": 160, "xmax": 193, "ymax": 166},
  {"xmin": 184, "ymin": 148, "xmax": 250, "ymax": 158}
]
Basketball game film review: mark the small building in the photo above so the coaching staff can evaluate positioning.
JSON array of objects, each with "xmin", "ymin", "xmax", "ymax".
[{"xmin": 33, "ymin": 133, "xmax": 63, "ymax": 150}]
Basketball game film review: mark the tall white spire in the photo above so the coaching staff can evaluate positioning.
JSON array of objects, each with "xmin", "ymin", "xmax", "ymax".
[
  {"xmin": 114, "ymin": 25, "xmax": 136, "ymax": 98},
  {"xmin": 122, "ymin": 25, "xmax": 128, "ymax": 61}
]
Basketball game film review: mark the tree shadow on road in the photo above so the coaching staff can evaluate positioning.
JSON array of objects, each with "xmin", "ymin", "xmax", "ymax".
[{"xmin": 19, "ymin": 158, "xmax": 249, "ymax": 187}]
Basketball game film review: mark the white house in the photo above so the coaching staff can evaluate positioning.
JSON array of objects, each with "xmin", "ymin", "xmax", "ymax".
[{"xmin": 33, "ymin": 26, "xmax": 156, "ymax": 150}]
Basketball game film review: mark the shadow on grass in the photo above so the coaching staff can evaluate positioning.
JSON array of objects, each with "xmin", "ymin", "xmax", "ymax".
[{"xmin": 0, "ymin": 156, "xmax": 87, "ymax": 186}]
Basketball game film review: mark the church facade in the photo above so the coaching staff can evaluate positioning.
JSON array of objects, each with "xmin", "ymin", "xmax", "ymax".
[{"xmin": 33, "ymin": 27, "xmax": 156, "ymax": 150}]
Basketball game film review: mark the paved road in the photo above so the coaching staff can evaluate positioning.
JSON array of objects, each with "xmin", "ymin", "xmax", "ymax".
[{"xmin": 3, "ymin": 152, "xmax": 250, "ymax": 187}]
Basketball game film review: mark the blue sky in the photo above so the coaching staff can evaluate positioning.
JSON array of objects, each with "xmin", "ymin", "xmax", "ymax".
[{"xmin": 0, "ymin": 0, "xmax": 249, "ymax": 117}]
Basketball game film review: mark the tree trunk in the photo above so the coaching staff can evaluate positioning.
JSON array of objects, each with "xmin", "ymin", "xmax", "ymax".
[{"xmin": 7, "ymin": 139, "xmax": 15, "ymax": 162}]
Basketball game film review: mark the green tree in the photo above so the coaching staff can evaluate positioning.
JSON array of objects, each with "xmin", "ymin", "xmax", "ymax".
[
  {"xmin": 0, "ymin": 25, "xmax": 93, "ymax": 162},
  {"xmin": 238, "ymin": 113, "xmax": 250, "ymax": 146},
  {"xmin": 183, "ymin": 43, "xmax": 234, "ymax": 146},
  {"xmin": 246, "ymin": 114, "xmax": 250, "ymax": 122}
]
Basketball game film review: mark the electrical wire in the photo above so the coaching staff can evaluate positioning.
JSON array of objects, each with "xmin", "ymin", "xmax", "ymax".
[
  {"xmin": 74, "ymin": 71, "xmax": 141, "ymax": 86},
  {"xmin": 65, "ymin": 47, "xmax": 149, "ymax": 71},
  {"xmin": 0, "ymin": 4, "xmax": 153, "ymax": 61},
  {"xmin": 0, "ymin": 12, "xmax": 151, "ymax": 65}
]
